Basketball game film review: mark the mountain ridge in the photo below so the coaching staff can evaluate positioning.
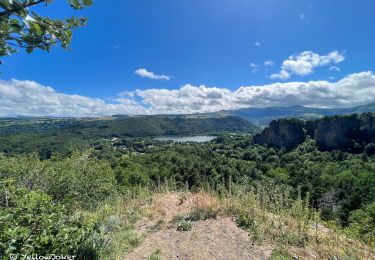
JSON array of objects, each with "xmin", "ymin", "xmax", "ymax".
[{"xmin": 214, "ymin": 102, "xmax": 375, "ymax": 125}]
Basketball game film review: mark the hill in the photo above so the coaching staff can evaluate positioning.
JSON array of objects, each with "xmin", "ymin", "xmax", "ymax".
[
  {"xmin": 212, "ymin": 102, "xmax": 375, "ymax": 125},
  {"xmin": 0, "ymin": 115, "xmax": 258, "ymax": 157}
]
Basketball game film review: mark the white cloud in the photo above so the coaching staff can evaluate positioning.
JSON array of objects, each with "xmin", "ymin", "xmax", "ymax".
[
  {"xmin": 264, "ymin": 60, "xmax": 274, "ymax": 67},
  {"xmin": 0, "ymin": 79, "xmax": 146, "ymax": 117},
  {"xmin": 249, "ymin": 63, "xmax": 258, "ymax": 74},
  {"xmin": 271, "ymin": 50, "xmax": 345, "ymax": 80},
  {"xmin": 1, "ymin": 71, "xmax": 375, "ymax": 117},
  {"xmin": 134, "ymin": 68, "xmax": 171, "ymax": 81},
  {"xmin": 254, "ymin": 41, "xmax": 261, "ymax": 47},
  {"xmin": 271, "ymin": 70, "xmax": 290, "ymax": 80},
  {"xmin": 130, "ymin": 71, "xmax": 375, "ymax": 113},
  {"xmin": 329, "ymin": 66, "xmax": 341, "ymax": 72}
]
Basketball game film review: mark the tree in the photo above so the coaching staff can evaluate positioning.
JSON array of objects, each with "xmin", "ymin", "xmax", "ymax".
[
  {"xmin": 365, "ymin": 143, "xmax": 375, "ymax": 156},
  {"xmin": 0, "ymin": 0, "xmax": 92, "ymax": 64}
]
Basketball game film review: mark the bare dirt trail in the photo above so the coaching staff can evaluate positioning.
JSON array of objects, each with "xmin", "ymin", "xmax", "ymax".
[{"xmin": 124, "ymin": 193, "xmax": 274, "ymax": 260}]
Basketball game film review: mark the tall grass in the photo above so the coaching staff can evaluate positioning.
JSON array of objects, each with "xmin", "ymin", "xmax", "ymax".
[
  {"xmin": 79, "ymin": 180, "xmax": 373, "ymax": 259},
  {"xmin": 219, "ymin": 181, "xmax": 373, "ymax": 259},
  {"xmin": 77, "ymin": 186, "xmax": 153, "ymax": 259}
]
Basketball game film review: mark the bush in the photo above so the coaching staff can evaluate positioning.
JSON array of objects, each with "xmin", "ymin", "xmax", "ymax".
[
  {"xmin": 0, "ymin": 153, "xmax": 118, "ymax": 209},
  {"xmin": 349, "ymin": 201, "xmax": 375, "ymax": 244},
  {"xmin": 177, "ymin": 220, "xmax": 192, "ymax": 231},
  {"xmin": 0, "ymin": 180, "xmax": 102, "ymax": 258},
  {"xmin": 365, "ymin": 143, "xmax": 375, "ymax": 156},
  {"xmin": 235, "ymin": 213, "xmax": 262, "ymax": 242}
]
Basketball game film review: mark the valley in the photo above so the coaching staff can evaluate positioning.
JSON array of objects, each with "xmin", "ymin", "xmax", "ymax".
[{"xmin": 1, "ymin": 112, "xmax": 375, "ymax": 259}]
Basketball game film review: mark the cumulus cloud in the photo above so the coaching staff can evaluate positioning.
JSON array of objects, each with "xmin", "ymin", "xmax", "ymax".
[
  {"xmin": 0, "ymin": 79, "xmax": 146, "ymax": 117},
  {"xmin": 134, "ymin": 68, "xmax": 171, "ymax": 80},
  {"xmin": 271, "ymin": 50, "xmax": 345, "ymax": 80},
  {"xmin": 130, "ymin": 72, "xmax": 375, "ymax": 113},
  {"xmin": 1, "ymin": 71, "xmax": 375, "ymax": 117}
]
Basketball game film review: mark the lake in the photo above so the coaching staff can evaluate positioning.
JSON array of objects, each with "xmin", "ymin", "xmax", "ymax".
[{"xmin": 154, "ymin": 135, "xmax": 217, "ymax": 143}]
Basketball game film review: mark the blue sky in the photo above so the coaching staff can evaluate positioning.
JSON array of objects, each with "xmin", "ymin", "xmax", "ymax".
[{"xmin": 1, "ymin": 0, "xmax": 375, "ymax": 116}]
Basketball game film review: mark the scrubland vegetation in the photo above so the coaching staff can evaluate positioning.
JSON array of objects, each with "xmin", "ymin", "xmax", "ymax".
[{"xmin": 1, "ymin": 126, "xmax": 375, "ymax": 258}]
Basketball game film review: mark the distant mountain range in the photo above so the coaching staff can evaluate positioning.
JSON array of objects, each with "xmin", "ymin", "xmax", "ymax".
[
  {"xmin": 212, "ymin": 102, "xmax": 375, "ymax": 126},
  {"xmin": 3, "ymin": 102, "xmax": 375, "ymax": 128}
]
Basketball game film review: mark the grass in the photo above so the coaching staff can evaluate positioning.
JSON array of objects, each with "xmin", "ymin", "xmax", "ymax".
[
  {"xmin": 148, "ymin": 219, "xmax": 165, "ymax": 233},
  {"xmin": 220, "ymin": 182, "xmax": 373, "ymax": 259},
  {"xmin": 79, "ymin": 182, "xmax": 374, "ymax": 259},
  {"xmin": 79, "ymin": 186, "xmax": 153, "ymax": 259},
  {"xmin": 188, "ymin": 205, "xmax": 218, "ymax": 221},
  {"xmin": 148, "ymin": 249, "xmax": 162, "ymax": 260},
  {"xmin": 270, "ymin": 248, "xmax": 294, "ymax": 260}
]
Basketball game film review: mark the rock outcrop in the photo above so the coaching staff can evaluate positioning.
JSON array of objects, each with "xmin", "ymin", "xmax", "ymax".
[
  {"xmin": 253, "ymin": 113, "xmax": 375, "ymax": 152},
  {"xmin": 253, "ymin": 119, "xmax": 306, "ymax": 150}
]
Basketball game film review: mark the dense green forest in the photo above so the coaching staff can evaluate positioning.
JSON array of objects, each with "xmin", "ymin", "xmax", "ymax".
[
  {"xmin": 1, "ymin": 114, "xmax": 375, "ymax": 258},
  {"xmin": 0, "ymin": 116, "xmax": 258, "ymax": 158}
]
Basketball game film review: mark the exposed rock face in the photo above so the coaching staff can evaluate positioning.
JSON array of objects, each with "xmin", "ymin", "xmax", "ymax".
[
  {"xmin": 253, "ymin": 113, "xmax": 375, "ymax": 152},
  {"xmin": 315, "ymin": 113, "xmax": 375, "ymax": 152},
  {"xmin": 314, "ymin": 115, "xmax": 360, "ymax": 152},
  {"xmin": 253, "ymin": 119, "xmax": 306, "ymax": 150}
]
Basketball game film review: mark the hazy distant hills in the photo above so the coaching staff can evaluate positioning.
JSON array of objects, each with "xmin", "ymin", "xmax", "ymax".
[
  {"xmin": 215, "ymin": 102, "xmax": 375, "ymax": 125},
  {"xmin": 2, "ymin": 102, "xmax": 375, "ymax": 129},
  {"xmin": 0, "ymin": 115, "xmax": 258, "ymax": 137}
]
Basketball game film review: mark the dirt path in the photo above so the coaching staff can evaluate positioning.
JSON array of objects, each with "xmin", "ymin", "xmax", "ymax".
[{"xmin": 125, "ymin": 193, "xmax": 274, "ymax": 260}]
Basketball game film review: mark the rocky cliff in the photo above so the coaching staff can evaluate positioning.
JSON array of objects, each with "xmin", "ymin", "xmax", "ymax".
[
  {"xmin": 253, "ymin": 113, "xmax": 375, "ymax": 152},
  {"xmin": 253, "ymin": 119, "xmax": 306, "ymax": 150}
]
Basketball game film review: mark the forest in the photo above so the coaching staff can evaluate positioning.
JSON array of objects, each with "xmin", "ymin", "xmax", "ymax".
[
  {"xmin": 0, "ymin": 115, "xmax": 257, "ymax": 158},
  {"xmin": 1, "ymin": 113, "xmax": 375, "ymax": 258}
]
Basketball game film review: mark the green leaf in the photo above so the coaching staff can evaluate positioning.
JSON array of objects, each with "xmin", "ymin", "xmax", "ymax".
[
  {"xmin": 82, "ymin": 0, "xmax": 92, "ymax": 6},
  {"xmin": 0, "ymin": 0, "xmax": 89, "ymax": 65},
  {"xmin": 33, "ymin": 23, "xmax": 43, "ymax": 35},
  {"xmin": 26, "ymin": 46, "xmax": 34, "ymax": 54},
  {"xmin": 66, "ymin": 29, "xmax": 72, "ymax": 39}
]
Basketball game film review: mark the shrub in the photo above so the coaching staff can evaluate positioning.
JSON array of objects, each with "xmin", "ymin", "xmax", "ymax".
[
  {"xmin": 0, "ymin": 180, "xmax": 101, "ymax": 258},
  {"xmin": 235, "ymin": 213, "xmax": 262, "ymax": 242},
  {"xmin": 0, "ymin": 153, "xmax": 118, "ymax": 210},
  {"xmin": 365, "ymin": 143, "xmax": 375, "ymax": 156},
  {"xmin": 349, "ymin": 201, "xmax": 375, "ymax": 244},
  {"xmin": 177, "ymin": 220, "xmax": 192, "ymax": 231}
]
